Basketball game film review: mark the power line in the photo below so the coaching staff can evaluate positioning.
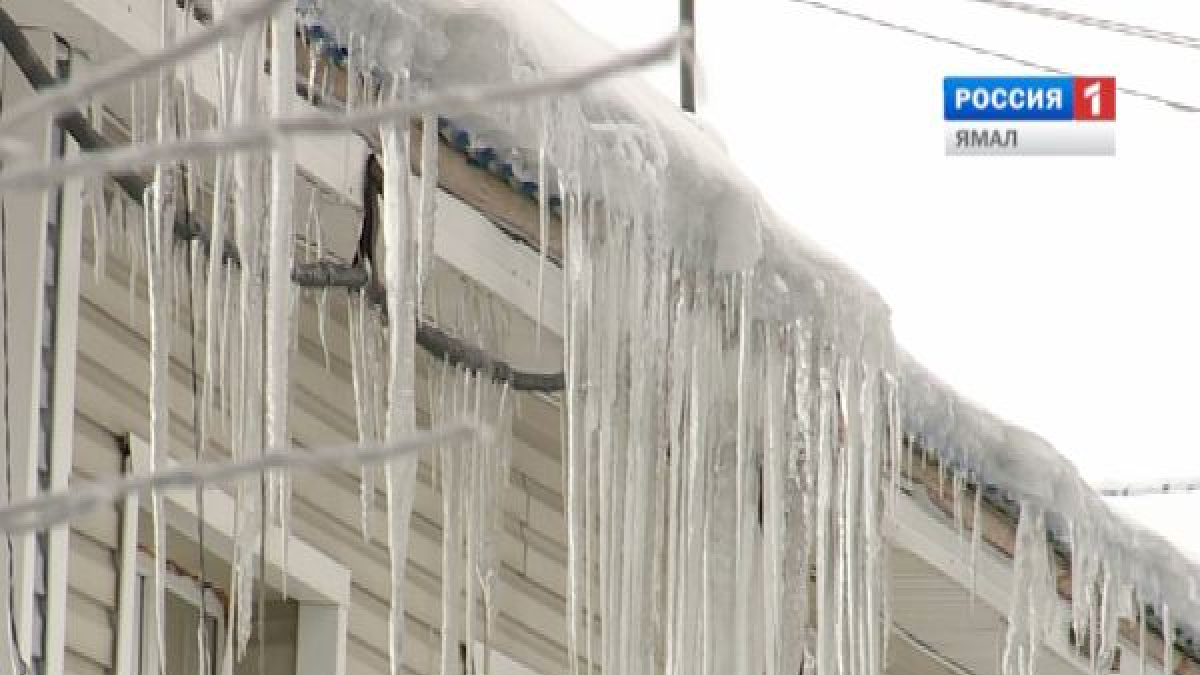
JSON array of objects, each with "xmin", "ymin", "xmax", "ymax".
[
  {"xmin": 0, "ymin": 30, "xmax": 684, "ymax": 192},
  {"xmin": 787, "ymin": 0, "xmax": 1200, "ymax": 113},
  {"xmin": 0, "ymin": 424, "xmax": 478, "ymax": 535},
  {"xmin": 958, "ymin": 0, "xmax": 1200, "ymax": 50},
  {"xmin": 1098, "ymin": 479, "xmax": 1200, "ymax": 498}
]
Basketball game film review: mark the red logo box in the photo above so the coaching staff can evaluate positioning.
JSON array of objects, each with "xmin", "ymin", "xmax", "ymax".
[{"xmin": 1074, "ymin": 77, "xmax": 1116, "ymax": 121}]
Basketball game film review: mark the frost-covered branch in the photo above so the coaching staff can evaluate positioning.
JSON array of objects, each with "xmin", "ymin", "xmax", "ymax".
[
  {"xmin": 0, "ymin": 29, "xmax": 685, "ymax": 192},
  {"xmin": 0, "ymin": 423, "xmax": 478, "ymax": 535},
  {"xmin": 0, "ymin": 0, "xmax": 288, "ymax": 143}
]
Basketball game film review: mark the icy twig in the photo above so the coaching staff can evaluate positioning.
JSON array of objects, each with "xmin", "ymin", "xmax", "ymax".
[
  {"xmin": 0, "ymin": 423, "xmax": 478, "ymax": 535},
  {"xmin": 0, "ymin": 0, "xmax": 288, "ymax": 141},
  {"xmin": 0, "ymin": 29, "xmax": 687, "ymax": 192}
]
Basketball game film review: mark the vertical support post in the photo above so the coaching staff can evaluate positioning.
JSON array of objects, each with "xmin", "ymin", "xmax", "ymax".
[
  {"xmin": 680, "ymin": 0, "xmax": 695, "ymax": 113},
  {"xmin": 42, "ymin": 34, "xmax": 83, "ymax": 675},
  {"xmin": 0, "ymin": 24, "xmax": 56, "ymax": 674}
]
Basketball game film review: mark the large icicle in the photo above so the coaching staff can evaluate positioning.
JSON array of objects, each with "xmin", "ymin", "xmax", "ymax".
[
  {"xmin": 380, "ymin": 81, "xmax": 419, "ymax": 675},
  {"xmin": 435, "ymin": 364, "xmax": 464, "ymax": 675},
  {"xmin": 265, "ymin": 0, "xmax": 298, "ymax": 597},
  {"xmin": 226, "ymin": 15, "xmax": 267, "ymax": 663},
  {"xmin": 145, "ymin": 184, "xmax": 170, "ymax": 675},
  {"xmin": 1002, "ymin": 505, "xmax": 1057, "ymax": 675},
  {"xmin": 147, "ymin": 1, "xmax": 177, "ymax": 670}
]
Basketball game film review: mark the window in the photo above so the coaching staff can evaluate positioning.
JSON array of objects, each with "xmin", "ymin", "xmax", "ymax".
[
  {"xmin": 122, "ymin": 435, "xmax": 350, "ymax": 675},
  {"xmin": 135, "ymin": 554, "xmax": 224, "ymax": 675}
]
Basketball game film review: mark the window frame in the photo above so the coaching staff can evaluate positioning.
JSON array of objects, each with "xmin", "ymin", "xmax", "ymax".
[
  {"xmin": 119, "ymin": 434, "xmax": 350, "ymax": 675},
  {"xmin": 134, "ymin": 552, "xmax": 226, "ymax": 675}
]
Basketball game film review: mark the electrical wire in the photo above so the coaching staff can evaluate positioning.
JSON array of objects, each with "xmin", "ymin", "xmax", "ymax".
[
  {"xmin": 0, "ymin": 31, "xmax": 684, "ymax": 192},
  {"xmin": 957, "ymin": 0, "xmax": 1200, "ymax": 50},
  {"xmin": 787, "ymin": 0, "xmax": 1200, "ymax": 113},
  {"xmin": 1097, "ymin": 480, "xmax": 1200, "ymax": 498},
  {"xmin": 0, "ymin": 0, "xmax": 288, "ymax": 138},
  {"xmin": 0, "ymin": 424, "xmax": 479, "ymax": 536}
]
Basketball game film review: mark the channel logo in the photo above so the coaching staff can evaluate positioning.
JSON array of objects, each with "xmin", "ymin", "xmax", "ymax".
[{"xmin": 943, "ymin": 76, "xmax": 1116, "ymax": 156}]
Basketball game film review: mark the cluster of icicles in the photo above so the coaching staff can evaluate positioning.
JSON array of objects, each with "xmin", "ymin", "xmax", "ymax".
[
  {"xmin": 80, "ymin": 5, "xmax": 512, "ymax": 675},
  {"xmin": 56, "ymin": 5, "xmax": 1193, "ymax": 675},
  {"xmin": 558, "ymin": 189, "xmax": 897, "ymax": 675}
]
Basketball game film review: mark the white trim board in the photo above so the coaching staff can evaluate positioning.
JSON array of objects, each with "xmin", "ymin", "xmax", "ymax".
[{"xmin": 886, "ymin": 493, "xmax": 1163, "ymax": 675}]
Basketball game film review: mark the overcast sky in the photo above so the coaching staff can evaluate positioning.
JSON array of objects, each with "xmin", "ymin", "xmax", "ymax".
[{"xmin": 553, "ymin": 0, "xmax": 1200, "ymax": 558}]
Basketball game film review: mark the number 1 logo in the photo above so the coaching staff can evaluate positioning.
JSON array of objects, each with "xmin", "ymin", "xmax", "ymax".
[{"xmin": 1074, "ymin": 77, "xmax": 1116, "ymax": 121}]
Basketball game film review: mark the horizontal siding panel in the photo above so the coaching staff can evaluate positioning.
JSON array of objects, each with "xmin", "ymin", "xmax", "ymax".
[
  {"xmin": 71, "ymin": 413, "xmax": 124, "ymax": 545},
  {"xmin": 65, "ymin": 591, "xmax": 115, "ymax": 670},
  {"xmin": 67, "ymin": 531, "xmax": 118, "ymax": 609},
  {"xmin": 73, "ymin": 412, "xmax": 125, "ymax": 478},
  {"xmin": 347, "ymin": 636, "xmax": 389, "ymax": 675},
  {"xmin": 288, "ymin": 461, "xmax": 566, "ymax": 606},
  {"xmin": 65, "ymin": 648, "xmax": 109, "ymax": 675}
]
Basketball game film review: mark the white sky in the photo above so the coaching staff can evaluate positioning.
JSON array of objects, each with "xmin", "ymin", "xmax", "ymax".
[{"xmin": 553, "ymin": 0, "xmax": 1200, "ymax": 558}]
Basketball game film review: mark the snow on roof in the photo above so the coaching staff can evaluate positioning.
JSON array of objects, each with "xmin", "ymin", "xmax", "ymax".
[{"xmin": 309, "ymin": 0, "xmax": 1200, "ymax": 656}]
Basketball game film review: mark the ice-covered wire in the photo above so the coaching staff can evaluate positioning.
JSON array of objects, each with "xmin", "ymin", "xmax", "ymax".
[
  {"xmin": 0, "ymin": 29, "xmax": 686, "ymax": 192},
  {"xmin": 957, "ymin": 0, "xmax": 1200, "ymax": 49},
  {"xmin": 0, "ymin": 423, "xmax": 479, "ymax": 536},
  {"xmin": 1097, "ymin": 479, "xmax": 1200, "ymax": 497},
  {"xmin": 787, "ymin": 0, "xmax": 1200, "ymax": 113},
  {"xmin": 0, "ymin": 0, "xmax": 288, "ymax": 142}
]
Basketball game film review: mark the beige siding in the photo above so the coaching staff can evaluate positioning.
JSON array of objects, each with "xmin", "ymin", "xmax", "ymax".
[
  {"xmin": 65, "ymin": 409, "xmax": 125, "ymax": 674},
  {"xmin": 69, "ymin": 193, "xmax": 570, "ymax": 675}
]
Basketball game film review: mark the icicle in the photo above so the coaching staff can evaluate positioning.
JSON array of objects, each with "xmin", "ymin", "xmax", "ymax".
[
  {"xmin": 380, "ymin": 75, "xmax": 419, "ymax": 675},
  {"xmin": 219, "ymin": 262, "xmax": 234, "ymax": 435},
  {"xmin": 228, "ymin": 18, "xmax": 266, "ymax": 660},
  {"xmin": 306, "ymin": 44, "xmax": 319, "ymax": 104},
  {"xmin": 1002, "ymin": 505, "xmax": 1056, "ymax": 675},
  {"xmin": 88, "ymin": 181, "xmax": 108, "ymax": 284},
  {"xmin": 534, "ymin": 124, "xmax": 549, "ymax": 352},
  {"xmin": 952, "ymin": 471, "xmax": 964, "ymax": 552},
  {"xmin": 349, "ymin": 292, "xmax": 376, "ymax": 541},
  {"xmin": 416, "ymin": 112, "xmax": 439, "ymax": 317},
  {"xmin": 304, "ymin": 191, "xmax": 332, "ymax": 370},
  {"xmin": 145, "ymin": 1, "xmax": 180, "ymax": 669},
  {"xmin": 437, "ymin": 366, "xmax": 463, "ymax": 675},
  {"xmin": 265, "ymin": 0, "xmax": 298, "ymax": 600},
  {"xmin": 1162, "ymin": 605, "xmax": 1173, "ymax": 675},
  {"xmin": 969, "ymin": 483, "xmax": 982, "ymax": 609},
  {"xmin": 732, "ymin": 272, "xmax": 755, "ymax": 675},
  {"xmin": 482, "ymin": 380, "xmax": 512, "ymax": 675},
  {"xmin": 316, "ymin": 288, "xmax": 331, "ymax": 369},
  {"xmin": 128, "ymin": 205, "xmax": 142, "ymax": 321},
  {"xmin": 1138, "ymin": 599, "xmax": 1146, "ymax": 675},
  {"xmin": 319, "ymin": 62, "xmax": 330, "ymax": 106},
  {"xmin": 461, "ymin": 368, "xmax": 479, "ymax": 675},
  {"xmin": 563, "ymin": 181, "xmax": 586, "ymax": 675}
]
